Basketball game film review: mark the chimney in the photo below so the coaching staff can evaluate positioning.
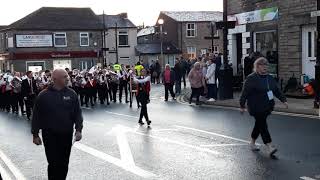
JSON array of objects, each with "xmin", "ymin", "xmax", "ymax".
[{"xmin": 118, "ymin": 13, "xmax": 128, "ymax": 19}]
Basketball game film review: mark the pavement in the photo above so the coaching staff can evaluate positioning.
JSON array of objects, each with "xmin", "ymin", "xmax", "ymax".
[
  {"xmin": 0, "ymin": 84, "xmax": 319, "ymax": 180},
  {"xmin": 182, "ymin": 89, "xmax": 319, "ymax": 117}
]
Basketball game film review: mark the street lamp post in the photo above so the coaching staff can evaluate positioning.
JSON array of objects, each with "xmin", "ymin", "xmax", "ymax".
[
  {"xmin": 316, "ymin": 0, "xmax": 320, "ymax": 83},
  {"xmin": 158, "ymin": 19, "xmax": 164, "ymax": 67}
]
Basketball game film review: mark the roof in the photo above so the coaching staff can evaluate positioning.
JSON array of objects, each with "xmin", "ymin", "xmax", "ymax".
[
  {"xmin": 7, "ymin": 7, "xmax": 102, "ymax": 30},
  {"xmin": 135, "ymin": 42, "xmax": 181, "ymax": 55},
  {"xmin": 98, "ymin": 14, "xmax": 136, "ymax": 29},
  {"xmin": 0, "ymin": 26, "xmax": 7, "ymax": 30},
  {"xmin": 161, "ymin": 11, "xmax": 223, "ymax": 22},
  {"xmin": 137, "ymin": 26, "xmax": 155, "ymax": 37}
]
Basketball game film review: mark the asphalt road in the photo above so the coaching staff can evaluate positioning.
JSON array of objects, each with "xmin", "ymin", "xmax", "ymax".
[{"xmin": 0, "ymin": 84, "xmax": 319, "ymax": 180}]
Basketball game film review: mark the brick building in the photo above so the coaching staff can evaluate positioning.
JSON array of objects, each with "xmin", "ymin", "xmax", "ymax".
[
  {"xmin": 227, "ymin": 0, "xmax": 317, "ymax": 84},
  {"xmin": 0, "ymin": 7, "xmax": 103, "ymax": 72}
]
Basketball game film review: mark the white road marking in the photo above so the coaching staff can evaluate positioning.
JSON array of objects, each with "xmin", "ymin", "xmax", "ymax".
[
  {"xmin": 105, "ymin": 111, "xmax": 138, "ymax": 119},
  {"xmin": 300, "ymin": 176, "xmax": 317, "ymax": 180},
  {"xmin": 0, "ymin": 149, "xmax": 26, "ymax": 180},
  {"xmin": 110, "ymin": 125, "xmax": 135, "ymax": 166},
  {"xmin": 0, "ymin": 163, "xmax": 12, "ymax": 180},
  {"xmin": 200, "ymin": 144, "xmax": 248, "ymax": 147},
  {"xmin": 74, "ymin": 143, "xmax": 156, "ymax": 178},
  {"xmin": 131, "ymin": 131, "xmax": 220, "ymax": 155},
  {"xmin": 175, "ymin": 125, "xmax": 260, "ymax": 145},
  {"xmin": 177, "ymin": 96, "xmax": 319, "ymax": 119},
  {"xmin": 152, "ymin": 129, "xmax": 179, "ymax": 132}
]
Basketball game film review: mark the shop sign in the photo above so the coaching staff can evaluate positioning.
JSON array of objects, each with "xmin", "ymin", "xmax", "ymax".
[
  {"xmin": 229, "ymin": 7, "xmax": 278, "ymax": 25},
  {"xmin": 16, "ymin": 35, "xmax": 53, "ymax": 47}
]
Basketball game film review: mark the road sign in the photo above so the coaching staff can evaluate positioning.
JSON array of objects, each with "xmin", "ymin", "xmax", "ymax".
[{"xmin": 311, "ymin": 10, "xmax": 320, "ymax": 17}]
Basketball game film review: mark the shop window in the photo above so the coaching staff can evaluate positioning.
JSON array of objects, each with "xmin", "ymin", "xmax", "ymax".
[
  {"xmin": 187, "ymin": 47, "xmax": 197, "ymax": 59},
  {"xmin": 254, "ymin": 31, "xmax": 278, "ymax": 77}
]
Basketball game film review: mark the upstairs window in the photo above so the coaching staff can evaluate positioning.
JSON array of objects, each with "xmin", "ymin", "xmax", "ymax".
[
  {"xmin": 118, "ymin": 31, "xmax": 129, "ymax": 46},
  {"xmin": 186, "ymin": 23, "xmax": 196, "ymax": 37},
  {"xmin": 80, "ymin": 32, "xmax": 89, "ymax": 46},
  {"xmin": 54, "ymin": 32, "xmax": 67, "ymax": 47}
]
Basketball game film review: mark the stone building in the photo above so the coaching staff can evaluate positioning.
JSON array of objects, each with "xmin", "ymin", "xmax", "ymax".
[
  {"xmin": 0, "ymin": 7, "xmax": 103, "ymax": 72},
  {"xmin": 227, "ymin": 0, "xmax": 317, "ymax": 84}
]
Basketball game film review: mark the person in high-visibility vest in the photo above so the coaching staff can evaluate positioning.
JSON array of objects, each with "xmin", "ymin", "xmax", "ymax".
[
  {"xmin": 135, "ymin": 62, "xmax": 144, "ymax": 76},
  {"xmin": 113, "ymin": 63, "xmax": 122, "ymax": 73}
]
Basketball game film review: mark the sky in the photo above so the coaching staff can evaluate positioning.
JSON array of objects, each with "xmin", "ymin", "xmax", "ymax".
[{"xmin": 0, "ymin": 0, "xmax": 223, "ymax": 26}]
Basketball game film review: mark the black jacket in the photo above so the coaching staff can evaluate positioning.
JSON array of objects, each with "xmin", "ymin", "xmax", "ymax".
[
  {"xmin": 21, "ymin": 78, "xmax": 38, "ymax": 97},
  {"xmin": 240, "ymin": 73, "xmax": 286, "ymax": 116},
  {"xmin": 31, "ymin": 86, "xmax": 83, "ymax": 135}
]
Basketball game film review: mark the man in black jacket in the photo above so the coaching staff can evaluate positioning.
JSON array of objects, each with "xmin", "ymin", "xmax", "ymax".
[
  {"xmin": 21, "ymin": 71, "xmax": 38, "ymax": 120},
  {"xmin": 32, "ymin": 69, "xmax": 83, "ymax": 180}
]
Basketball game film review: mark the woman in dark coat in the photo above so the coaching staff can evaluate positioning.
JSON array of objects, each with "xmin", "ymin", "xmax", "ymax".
[{"xmin": 240, "ymin": 57, "xmax": 288, "ymax": 156}]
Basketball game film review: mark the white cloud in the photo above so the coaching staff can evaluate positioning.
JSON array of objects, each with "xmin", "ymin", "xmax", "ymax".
[{"xmin": 0, "ymin": 0, "xmax": 223, "ymax": 26}]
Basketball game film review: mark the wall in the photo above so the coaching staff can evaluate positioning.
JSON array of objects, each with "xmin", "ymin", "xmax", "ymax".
[{"xmin": 105, "ymin": 28, "xmax": 138, "ymax": 65}]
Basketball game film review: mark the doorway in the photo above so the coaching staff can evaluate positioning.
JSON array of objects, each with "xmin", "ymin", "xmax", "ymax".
[{"xmin": 302, "ymin": 26, "xmax": 316, "ymax": 79}]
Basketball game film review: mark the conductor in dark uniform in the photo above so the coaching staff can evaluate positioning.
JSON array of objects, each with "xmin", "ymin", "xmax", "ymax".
[
  {"xmin": 31, "ymin": 69, "xmax": 83, "ymax": 180},
  {"xmin": 21, "ymin": 71, "xmax": 38, "ymax": 120}
]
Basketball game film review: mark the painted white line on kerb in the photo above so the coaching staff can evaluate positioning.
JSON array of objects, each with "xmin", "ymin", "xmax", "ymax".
[
  {"xmin": 0, "ymin": 163, "xmax": 12, "ymax": 180},
  {"xmin": 175, "ymin": 125, "xmax": 260, "ymax": 145},
  {"xmin": 74, "ymin": 143, "xmax": 156, "ymax": 178},
  {"xmin": 0, "ymin": 149, "xmax": 26, "ymax": 180},
  {"xmin": 105, "ymin": 111, "xmax": 138, "ymax": 119},
  {"xmin": 131, "ymin": 131, "xmax": 220, "ymax": 155},
  {"xmin": 300, "ymin": 176, "xmax": 316, "ymax": 180},
  {"xmin": 200, "ymin": 144, "xmax": 248, "ymax": 147}
]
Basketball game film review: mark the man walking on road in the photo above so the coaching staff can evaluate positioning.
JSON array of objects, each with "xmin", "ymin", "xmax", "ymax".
[
  {"xmin": 21, "ymin": 71, "xmax": 38, "ymax": 120},
  {"xmin": 31, "ymin": 69, "xmax": 83, "ymax": 180}
]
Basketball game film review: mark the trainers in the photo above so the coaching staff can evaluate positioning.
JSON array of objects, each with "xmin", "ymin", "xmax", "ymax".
[
  {"xmin": 207, "ymin": 98, "xmax": 216, "ymax": 102},
  {"xmin": 267, "ymin": 145, "xmax": 278, "ymax": 156},
  {"xmin": 250, "ymin": 143, "xmax": 260, "ymax": 151}
]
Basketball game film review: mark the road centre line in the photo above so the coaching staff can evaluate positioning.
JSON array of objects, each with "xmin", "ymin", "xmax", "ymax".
[
  {"xmin": 300, "ymin": 176, "xmax": 317, "ymax": 180},
  {"xmin": 131, "ymin": 131, "xmax": 220, "ymax": 155},
  {"xmin": 174, "ymin": 125, "xmax": 260, "ymax": 145},
  {"xmin": 74, "ymin": 143, "xmax": 156, "ymax": 178},
  {"xmin": 0, "ymin": 148, "xmax": 26, "ymax": 180},
  {"xmin": 200, "ymin": 144, "xmax": 248, "ymax": 147},
  {"xmin": 0, "ymin": 162, "xmax": 12, "ymax": 180}
]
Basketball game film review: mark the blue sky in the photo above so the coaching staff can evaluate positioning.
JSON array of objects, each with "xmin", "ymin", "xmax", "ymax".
[{"xmin": 0, "ymin": 0, "xmax": 223, "ymax": 26}]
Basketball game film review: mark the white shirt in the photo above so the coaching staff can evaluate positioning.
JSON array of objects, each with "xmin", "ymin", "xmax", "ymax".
[{"xmin": 206, "ymin": 63, "xmax": 216, "ymax": 84}]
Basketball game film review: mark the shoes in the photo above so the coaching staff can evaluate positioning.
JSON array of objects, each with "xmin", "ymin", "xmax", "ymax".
[
  {"xmin": 172, "ymin": 97, "xmax": 176, "ymax": 101},
  {"xmin": 147, "ymin": 120, "xmax": 152, "ymax": 126},
  {"xmin": 250, "ymin": 143, "xmax": 260, "ymax": 151},
  {"xmin": 189, "ymin": 99, "xmax": 192, "ymax": 104},
  {"xmin": 138, "ymin": 121, "xmax": 145, "ymax": 125},
  {"xmin": 125, "ymin": 100, "xmax": 129, "ymax": 103},
  {"xmin": 107, "ymin": 102, "xmax": 110, "ymax": 105},
  {"xmin": 267, "ymin": 145, "xmax": 278, "ymax": 156},
  {"xmin": 196, "ymin": 102, "xmax": 201, "ymax": 105},
  {"xmin": 165, "ymin": 99, "xmax": 168, "ymax": 102},
  {"xmin": 207, "ymin": 98, "xmax": 216, "ymax": 102}
]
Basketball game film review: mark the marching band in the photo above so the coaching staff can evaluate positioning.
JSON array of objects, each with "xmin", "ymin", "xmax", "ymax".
[{"xmin": 0, "ymin": 64, "xmax": 151, "ymax": 125}]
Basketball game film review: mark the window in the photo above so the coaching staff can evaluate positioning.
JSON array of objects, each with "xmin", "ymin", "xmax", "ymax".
[
  {"xmin": 80, "ymin": 61, "xmax": 88, "ymax": 70},
  {"xmin": 213, "ymin": 46, "xmax": 219, "ymax": 53},
  {"xmin": 201, "ymin": 49, "xmax": 207, "ymax": 55},
  {"xmin": 54, "ymin": 32, "xmax": 67, "ymax": 47},
  {"xmin": 187, "ymin": 47, "xmax": 197, "ymax": 59},
  {"xmin": 80, "ymin": 32, "xmax": 89, "ymax": 46},
  {"xmin": 186, "ymin": 23, "xmax": 196, "ymax": 37},
  {"xmin": 214, "ymin": 30, "xmax": 219, "ymax": 37},
  {"xmin": 118, "ymin": 31, "xmax": 129, "ymax": 46}
]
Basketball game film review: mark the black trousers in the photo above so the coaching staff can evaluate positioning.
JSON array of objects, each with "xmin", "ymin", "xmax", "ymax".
[
  {"xmin": 189, "ymin": 87, "xmax": 201, "ymax": 103},
  {"xmin": 119, "ymin": 81, "xmax": 128, "ymax": 102},
  {"xmin": 25, "ymin": 95, "xmax": 35, "ymax": 119},
  {"xmin": 79, "ymin": 88, "xmax": 85, "ymax": 106},
  {"xmin": 0, "ymin": 92, "xmax": 4, "ymax": 110},
  {"xmin": 111, "ymin": 83, "xmax": 118, "ymax": 103},
  {"xmin": 182, "ymin": 73, "xmax": 186, "ymax": 87},
  {"xmin": 42, "ymin": 130, "xmax": 73, "ymax": 180},
  {"xmin": 251, "ymin": 113, "xmax": 272, "ymax": 144},
  {"xmin": 11, "ymin": 92, "xmax": 19, "ymax": 113},
  {"xmin": 4, "ymin": 91, "xmax": 11, "ymax": 112},
  {"xmin": 84, "ymin": 88, "xmax": 94, "ymax": 106},
  {"xmin": 97, "ymin": 84, "xmax": 107, "ymax": 104},
  {"xmin": 139, "ymin": 104, "xmax": 149, "ymax": 122},
  {"xmin": 164, "ymin": 83, "xmax": 175, "ymax": 100}
]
